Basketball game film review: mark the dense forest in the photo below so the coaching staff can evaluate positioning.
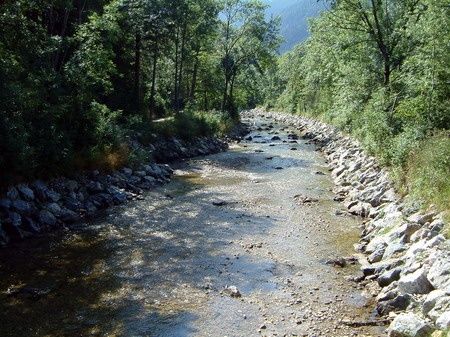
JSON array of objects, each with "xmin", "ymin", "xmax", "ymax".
[
  {"xmin": 1, "ymin": 0, "xmax": 449, "ymax": 213},
  {"xmin": 263, "ymin": 0, "xmax": 450, "ymax": 211},
  {"xmin": 0, "ymin": 0, "xmax": 280, "ymax": 183}
]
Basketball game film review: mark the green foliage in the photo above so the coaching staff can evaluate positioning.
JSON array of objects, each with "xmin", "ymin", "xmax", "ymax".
[
  {"xmin": 406, "ymin": 133, "xmax": 450, "ymax": 211},
  {"xmin": 0, "ymin": 0, "xmax": 279, "ymax": 185},
  {"xmin": 263, "ymin": 0, "xmax": 450, "ymax": 212},
  {"xmin": 150, "ymin": 111, "xmax": 234, "ymax": 140}
]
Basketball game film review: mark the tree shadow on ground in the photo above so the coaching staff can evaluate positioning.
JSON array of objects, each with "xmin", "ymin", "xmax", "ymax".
[{"xmin": 0, "ymin": 175, "xmax": 286, "ymax": 337}]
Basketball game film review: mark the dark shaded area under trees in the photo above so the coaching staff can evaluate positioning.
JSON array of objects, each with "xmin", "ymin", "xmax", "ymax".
[{"xmin": 0, "ymin": 0, "xmax": 280, "ymax": 185}]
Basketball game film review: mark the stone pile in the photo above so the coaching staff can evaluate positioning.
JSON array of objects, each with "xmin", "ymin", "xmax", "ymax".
[
  {"xmin": 245, "ymin": 109, "xmax": 450, "ymax": 337},
  {"xmin": 0, "ymin": 136, "xmax": 229, "ymax": 247}
]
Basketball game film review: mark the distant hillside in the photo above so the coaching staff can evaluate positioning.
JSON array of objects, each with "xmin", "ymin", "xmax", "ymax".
[{"xmin": 265, "ymin": 0, "xmax": 326, "ymax": 53}]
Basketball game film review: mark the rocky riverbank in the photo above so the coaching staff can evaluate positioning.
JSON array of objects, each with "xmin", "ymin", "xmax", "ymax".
[
  {"xmin": 0, "ymin": 128, "xmax": 248, "ymax": 247},
  {"xmin": 245, "ymin": 109, "xmax": 450, "ymax": 337}
]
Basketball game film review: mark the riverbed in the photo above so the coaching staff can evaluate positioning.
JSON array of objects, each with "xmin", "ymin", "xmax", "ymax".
[{"xmin": 0, "ymin": 117, "xmax": 384, "ymax": 337}]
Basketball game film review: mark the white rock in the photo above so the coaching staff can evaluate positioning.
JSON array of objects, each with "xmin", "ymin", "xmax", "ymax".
[
  {"xmin": 436, "ymin": 311, "xmax": 450, "ymax": 330},
  {"xmin": 422, "ymin": 290, "xmax": 446, "ymax": 315},
  {"xmin": 388, "ymin": 313, "xmax": 433, "ymax": 337},
  {"xmin": 428, "ymin": 252, "xmax": 450, "ymax": 289}
]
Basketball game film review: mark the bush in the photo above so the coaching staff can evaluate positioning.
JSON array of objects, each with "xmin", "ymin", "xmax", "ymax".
[
  {"xmin": 405, "ymin": 132, "xmax": 450, "ymax": 211},
  {"xmin": 149, "ymin": 110, "xmax": 234, "ymax": 141}
]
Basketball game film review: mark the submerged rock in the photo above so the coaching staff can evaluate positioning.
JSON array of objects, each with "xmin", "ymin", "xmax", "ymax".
[{"xmin": 223, "ymin": 285, "xmax": 241, "ymax": 298}]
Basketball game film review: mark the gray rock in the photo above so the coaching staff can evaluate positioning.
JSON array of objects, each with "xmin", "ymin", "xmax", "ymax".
[
  {"xmin": 390, "ymin": 223, "xmax": 422, "ymax": 243},
  {"xmin": 223, "ymin": 285, "xmax": 241, "ymax": 298},
  {"xmin": 4, "ymin": 212, "xmax": 26, "ymax": 240},
  {"xmin": 388, "ymin": 313, "xmax": 433, "ymax": 337},
  {"xmin": 428, "ymin": 297, "xmax": 450, "ymax": 321},
  {"xmin": 17, "ymin": 184, "xmax": 35, "ymax": 201},
  {"xmin": 143, "ymin": 176, "xmax": 156, "ymax": 184},
  {"xmin": 134, "ymin": 170, "xmax": 146, "ymax": 177},
  {"xmin": 377, "ymin": 294, "xmax": 411, "ymax": 315},
  {"xmin": 65, "ymin": 180, "xmax": 79, "ymax": 192},
  {"xmin": 38, "ymin": 210, "xmax": 57, "ymax": 227},
  {"xmin": 162, "ymin": 164, "xmax": 173, "ymax": 175},
  {"xmin": 86, "ymin": 181, "xmax": 104, "ymax": 193},
  {"xmin": 22, "ymin": 217, "xmax": 40, "ymax": 233},
  {"xmin": 0, "ymin": 221, "xmax": 9, "ymax": 245},
  {"xmin": 436, "ymin": 311, "xmax": 450, "ymax": 330},
  {"xmin": 348, "ymin": 201, "xmax": 371, "ymax": 217},
  {"xmin": 422, "ymin": 290, "xmax": 446, "ymax": 315},
  {"xmin": 378, "ymin": 268, "xmax": 402, "ymax": 287},
  {"xmin": 408, "ymin": 212, "xmax": 436, "ymax": 225},
  {"xmin": 122, "ymin": 167, "xmax": 133, "ymax": 176},
  {"xmin": 384, "ymin": 241, "xmax": 407, "ymax": 258},
  {"xmin": 0, "ymin": 198, "xmax": 11, "ymax": 211},
  {"xmin": 45, "ymin": 203, "xmax": 62, "ymax": 217},
  {"xmin": 31, "ymin": 180, "xmax": 47, "ymax": 197},
  {"xmin": 11, "ymin": 200, "xmax": 34, "ymax": 215},
  {"xmin": 6, "ymin": 187, "xmax": 19, "ymax": 200},
  {"xmin": 427, "ymin": 256, "xmax": 450, "ymax": 289},
  {"xmin": 398, "ymin": 268, "xmax": 434, "ymax": 295},
  {"xmin": 64, "ymin": 197, "xmax": 82, "ymax": 212},
  {"xmin": 59, "ymin": 207, "xmax": 79, "ymax": 223},
  {"xmin": 84, "ymin": 201, "xmax": 97, "ymax": 214},
  {"xmin": 368, "ymin": 243, "xmax": 386, "ymax": 263},
  {"xmin": 46, "ymin": 190, "xmax": 61, "ymax": 203}
]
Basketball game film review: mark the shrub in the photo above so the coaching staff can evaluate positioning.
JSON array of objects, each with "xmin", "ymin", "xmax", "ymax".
[{"xmin": 405, "ymin": 132, "xmax": 450, "ymax": 211}]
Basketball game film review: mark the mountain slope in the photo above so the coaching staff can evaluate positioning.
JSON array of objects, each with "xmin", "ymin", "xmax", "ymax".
[{"xmin": 265, "ymin": 0, "xmax": 326, "ymax": 53}]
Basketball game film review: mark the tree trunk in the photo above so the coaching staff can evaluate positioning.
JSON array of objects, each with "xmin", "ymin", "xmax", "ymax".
[
  {"xmin": 174, "ymin": 28, "xmax": 180, "ymax": 112},
  {"xmin": 204, "ymin": 87, "xmax": 208, "ymax": 111},
  {"xmin": 177, "ymin": 23, "xmax": 187, "ymax": 111},
  {"xmin": 383, "ymin": 57, "xmax": 391, "ymax": 86},
  {"xmin": 222, "ymin": 75, "xmax": 230, "ymax": 112},
  {"xmin": 190, "ymin": 49, "xmax": 200, "ymax": 101},
  {"xmin": 149, "ymin": 44, "xmax": 159, "ymax": 120},
  {"xmin": 134, "ymin": 32, "xmax": 142, "ymax": 115},
  {"xmin": 229, "ymin": 70, "xmax": 237, "ymax": 117}
]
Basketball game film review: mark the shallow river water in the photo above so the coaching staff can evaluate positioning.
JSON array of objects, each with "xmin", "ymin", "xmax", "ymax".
[{"xmin": 0, "ymin": 117, "xmax": 385, "ymax": 337}]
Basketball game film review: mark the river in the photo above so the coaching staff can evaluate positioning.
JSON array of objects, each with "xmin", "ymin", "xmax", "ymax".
[{"xmin": 0, "ymin": 116, "xmax": 384, "ymax": 337}]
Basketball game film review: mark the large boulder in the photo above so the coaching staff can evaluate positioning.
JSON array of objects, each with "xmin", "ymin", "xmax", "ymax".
[
  {"xmin": 0, "ymin": 199, "xmax": 11, "ymax": 211},
  {"xmin": 398, "ymin": 268, "xmax": 434, "ymax": 295},
  {"xmin": 6, "ymin": 187, "xmax": 19, "ymax": 200},
  {"xmin": 378, "ymin": 268, "xmax": 402, "ymax": 288},
  {"xmin": 31, "ymin": 180, "xmax": 49, "ymax": 201},
  {"xmin": 388, "ymin": 313, "xmax": 433, "ymax": 337},
  {"xmin": 22, "ymin": 217, "xmax": 41, "ymax": 233},
  {"xmin": 422, "ymin": 290, "xmax": 447, "ymax": 315},
  {"xmin": 427, "ymin": 254, "xmax": 450, "ymax": 289},
  {"xmin": 17, "ymin": 184, "xmax": 35, "ymax": 201},
  {"xmin": 408, "ymin": 212, "xmax": 436, "ymax": 225},
  {"xmin": 38, "ymin": 210, "xmax": 57, "ymax": 227},
  {"xmin": 11, "ymin": 200, "xmax": 34, "ymax": 216},
  {"xmin": 377, "ymin": 294, "xmax": 412, "ymax": 316},
  {"xmin": 435, "ymin": 312, "xmax": 450, "ymax": 330},
  {"xmin": 0, "ymin": 220, "xmax": 10, "ymax": 246},
  {"xmin": 428, "ymin": 297, "xmax": 450, "ymax": 321},
  {"xmin": 45, "ymin": 203, "xmax": 63, "ymax": 217},
  {"xmin": 3, "ymin": 212, "xmax": 27, "ymax": 240}
]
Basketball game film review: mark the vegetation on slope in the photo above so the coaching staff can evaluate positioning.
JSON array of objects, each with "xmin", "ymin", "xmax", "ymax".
[
  {"xmin": 263, "ymin": 0, "xmax": 450, "ymax": 212},
  {"xmin": 264, "ymin": 0, "xmax": 325, "ymax": 53},
  {"xmin": 0, "ymin": 0, "xmax": 280, "ymax": 185}
]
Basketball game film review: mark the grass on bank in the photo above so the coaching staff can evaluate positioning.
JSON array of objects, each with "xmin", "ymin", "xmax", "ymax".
[{"xmin": 77, "ymin": 109, "xmax": 236, "ymax": 172}]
